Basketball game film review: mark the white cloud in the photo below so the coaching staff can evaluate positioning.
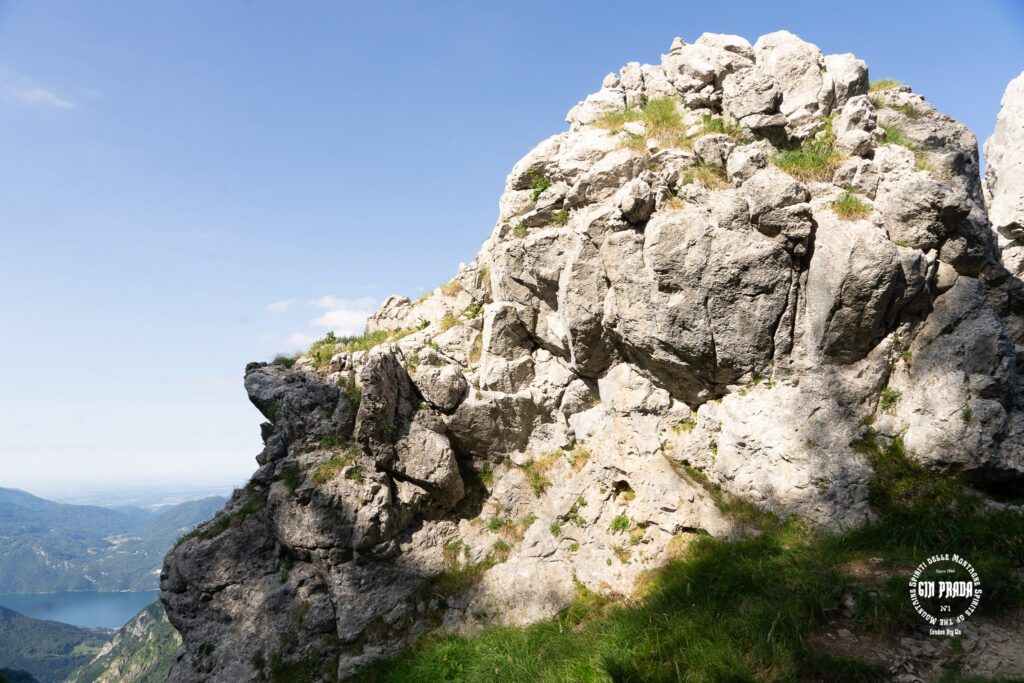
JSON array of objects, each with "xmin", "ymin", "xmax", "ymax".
[
  {"xmin": 259, "ymin": 331, "xmax": 317, "ymax": 351},
  {"xmin": 284, "ymin": 332, "xmax": 317, "ymax": 348},
  {"xmin": 309, "ymin": 295, "xmax": 377, "ymax": 336},
  {"xmin": 263, "ymin": 295, "xmax": 377, "ymax": 354},
  {"xmin": 12, "ymin": 85, "xmax": 75, "ymax": 109},
  {"xmin": 266, "ymin": 298, "xmax": 296, "ymax": 314},
  {"xmin": 0, "ymin": 68, "xmax": 78, "ymax": 109}
]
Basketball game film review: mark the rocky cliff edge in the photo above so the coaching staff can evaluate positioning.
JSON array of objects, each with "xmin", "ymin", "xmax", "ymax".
[{"xmin": 161, "ymin": 31, "xmax": 1024, "ymax": 681}]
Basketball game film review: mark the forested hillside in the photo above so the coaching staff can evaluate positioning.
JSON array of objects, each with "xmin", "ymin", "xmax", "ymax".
[{"xmin": 0, "ymin": 488, "xmax": 226, "ymax": 592}]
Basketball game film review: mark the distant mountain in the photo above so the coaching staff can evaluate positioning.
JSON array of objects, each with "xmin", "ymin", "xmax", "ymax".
[
  {"xmin": 66, "ymin": 602, "xmax": 179, "ymax": 683},
  {"xmin": 0, "ymin": 488, "xmax": 226, "ymax": 593},
  {"xmin": 0, "ymin": 605, "xmax": 109, "ymax": 683}
]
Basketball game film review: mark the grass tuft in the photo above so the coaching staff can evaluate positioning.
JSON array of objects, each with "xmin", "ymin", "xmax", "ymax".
[
  {"xmin": 868, "ymin": 78, "xmax": 901, "ymax": 92},
  {"xmin": 595, "ymin": 97, "xmax": 692, "ymax": 151},
  {"xmin": 770, "ymin": 115, "xmax": 842, "ymax": 181},
  {"xmin": 698, "ymin": 114, "xmax": 744, "ymax": 142},
  {"xmin": 519, "ymin": 457, "xmax": 555, "ymax": 496},
  {"xmin": 312, "ymin": 445, "xmax": 357, "ymax": 485},
  {"xmin": 440, "ymin": 279, "xmax": 463, "ymax": 297},
  {"xmin": 682, "ymin": 163, "xmax": 729, "ymax": 190},
  {"xmin": 832, "ymin": 189, "xmax": 872, "ymax": 220},
  {"xmin": 272, "ymin": 354, "xmax": 297, "ymax": 368},
  {"xmin": 879, "ymin": 387, "xmax": 902, "ymax": 413},
  {"xmin": 439, "ymin": 312, "xmax": 460, "ymax": 332},
  {"xmin": 345, "ymin": 465, "xmax": 365, "ymax": 484}
]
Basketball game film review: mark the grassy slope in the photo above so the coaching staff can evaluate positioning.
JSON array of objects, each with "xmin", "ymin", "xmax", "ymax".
[
  {"xmin": 355, "ymin": 436, "xmax": 1024, "ymax": 682},
  {"xmin": 0, "ymin": 605, "xmax": 110, "ymax": 683}
]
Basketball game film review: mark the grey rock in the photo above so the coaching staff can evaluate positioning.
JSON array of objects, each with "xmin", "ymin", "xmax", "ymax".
[
  {"xmin": 722, "ymin": 67, "xmax": 781, "ymax": 120},
  {"xmin": 742, "ymin": 166, "xmax": 810, "ymax": 219},
  {"xmin": 875, "ymin": 173, "xmax": 971, "ymax": 251},
  {"xmin": 725, "ymin": 145, "xmax": 766, "ymax": 184},
  {"xmin": 693, "ymin": 133, "xmax": 736, "ymax": 168},
  {"xmin": 753, "ymin": 30, "xmax": 834, "ymax": 138},
  {"xmin": 615, "ymin": 177, "xmax": 656, "ymax": 223},
  {"xmin": 985, "ymin": 71, "xmax": 1024, "ymax": 240},
  {"xmin": 408, "ymin": 363, "xmax": 467, "ymax": 413},
  {"xmin": 802, "ymin": 205, "xmax": 927, "ymax": 361},
  {"xmin": 566, "ymin": 87, "xmax": 626, "ymax": 128},
  {"xmin": 694, "ymin": 32, "xmax": 754, "ymax": 61},
  {"xmin": 824, "ymin": 53, "xmax": 869, "ymax": 106}
]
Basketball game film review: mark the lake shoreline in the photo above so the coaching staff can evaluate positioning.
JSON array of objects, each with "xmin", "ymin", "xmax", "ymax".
[{"xmin": 0, "ymin": 589, "xmax": 161, "ymax": 629}]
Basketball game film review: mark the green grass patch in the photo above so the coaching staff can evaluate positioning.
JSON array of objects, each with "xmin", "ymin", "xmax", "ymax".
[
  {"xmin": 879, "ymin": 122, "xmax": 933, "ymax": 172},
  {"xmin": 672, "ymin": 417, "xmax": 697, "ymax": 433},
  {"xmin": 511, "ymin": 223, "xmax": 528, "ymax": 239},
  {"xmin": 770, "ymin": 116, "xmax": 842, "ymax": 182},
  {"xmin": 551, "ymin": 210, "xmax": 569, "ymax": 225},
  {"xmin": 682, "ymin": 163, "xmax": 729, "ymax": 190},
  {"xmin": 643, "ymin": 97, "xmax": 681, "ymax": 129},
  {"xmin": 272, "ymin": 354, "xmax": 297, "ymax": 368},
  {"xmin": 698, "ymin": 113, "xmax": 745, "ymax": 142},
  {"xmin": 832, "ymin": 188, "xmax": 872, "ymax": 220},
  {"xmin": 440, "ymin": 279, "xmax": 463, "ymax": 297},
  {"xmin": 563, "ymin": 444, "xmax": 590, "ymax": 470},
  {"xmin": 623, "ymin": 132, "xmax": 646, "ymax": 151},
  {"xmin": 888, "ymin": 103, "xmax": 922, "ymax": 118},
  {"xmin": 312, "ymin": 446, "xmax": 357, "ymax": 485},
  {"xmin": 519, "ymin": 457, "xmax": 554, "ymax": 496},
  {"xmin": 879, "ymin": 122, "xmax": 917, "ymax": 151},
  {"xmin": 594, "ymin": 107, "xmax": 644, "ymax": 132},
  {"xmin": 345, "ymin": 466, "xmax": 365, "ymax": 484},
  {"xmin": 594, "ymin": 96, "xmax": 692, "ymax": 150},
  {"xmin": 282, "ymin": 465, "xmax": 302, "ymax": 495},
  {"xmin": 869, "ymin": 78, "xmax": 901, "ymax": 92},
  {"xmin": 478, "ymin": 461, "xmax": 493, "ymax": 487},
  {"xmin": 305, "ymin": 329, "xmax": 417, "ymax": 370}
]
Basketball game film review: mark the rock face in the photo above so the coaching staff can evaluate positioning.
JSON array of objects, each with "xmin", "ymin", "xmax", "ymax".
[
  {"xmin": 162, "ymin": 33, "xmax": 1024, "ymax": 680},
  {"xmin": 986, "ymin": 71, "xmax": 1024, "ymax": 278}
]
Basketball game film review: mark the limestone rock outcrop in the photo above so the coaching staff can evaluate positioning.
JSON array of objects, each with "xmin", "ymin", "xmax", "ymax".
[
  {"xmin": 986, "ymin": 71, "xmax": 1024, "ymax": 278},
  {"xmin": 162, "ymin": 33, "xmax": 1024, "ymax": 681}
]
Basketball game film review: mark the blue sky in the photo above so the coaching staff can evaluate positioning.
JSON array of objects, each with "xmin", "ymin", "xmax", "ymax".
[{"xmin": 1, "ymin": 0, "xmax": 1022, "ymax": 494}]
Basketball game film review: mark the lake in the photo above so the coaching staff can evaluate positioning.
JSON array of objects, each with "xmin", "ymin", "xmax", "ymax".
[{"xmin": 0, "ymin": 590, "xmax": 161, "ymax": 629}]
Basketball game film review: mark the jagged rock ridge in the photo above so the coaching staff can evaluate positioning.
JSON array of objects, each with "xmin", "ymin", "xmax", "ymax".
[{"xmin": 161, "ymin": 32, "xmax": 1024, "ymax": 680}]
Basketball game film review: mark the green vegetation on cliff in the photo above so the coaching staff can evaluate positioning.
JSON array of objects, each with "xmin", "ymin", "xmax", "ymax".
[{"xmin": 66, "ymin": 602, "xmax": 179, "ymax": 683}]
